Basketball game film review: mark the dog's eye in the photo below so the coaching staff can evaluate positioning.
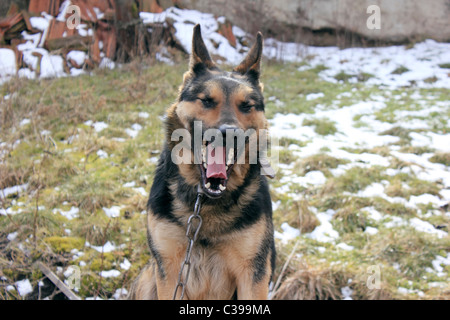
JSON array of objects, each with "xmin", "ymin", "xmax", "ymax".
[
  {"xmin": 239, "ymin": 102, "xmax": 253, "ymax": 113},
  {"xmin": 199, "ymin": 97, "xmax": 216, "ymax": 109}
]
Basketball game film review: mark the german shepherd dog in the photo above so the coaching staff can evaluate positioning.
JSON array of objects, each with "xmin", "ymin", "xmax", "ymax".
[{"xmin": 130, "ymin": 25, "xmax": 275, "ymax": 300}]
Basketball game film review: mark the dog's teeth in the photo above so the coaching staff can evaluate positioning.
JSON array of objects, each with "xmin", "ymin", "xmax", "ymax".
[
  {"xmin": 203, "ymin": 163, "xmax": 207, "ymax": 169},
  {"xmin": 226, "ymin": 165, "xmax": 229, "ymax": 170},
  {"xmin": 227, "ymin": 149, "xmax": 234, "ymax": 165},
  {"xmin": 202, "ymin": 145, "xmax": 207, "ymax": 163},
  {"xmin": 219, "ymin": 184, "xmax": 226, "ymax": 191},
  {"xmin": 205, "ymin": 182, "xmax": 211, "ymax": 189}
]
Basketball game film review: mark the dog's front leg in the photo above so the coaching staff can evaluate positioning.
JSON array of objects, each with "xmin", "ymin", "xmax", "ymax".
[
  {"xmin": 148, "ymin": 214, "xmax": 188, "ymax": 300},
  {"xmin": 236, "ymin": 267, "xmax": 271, "ymax": 300},
  {"xmin": 155, "ymin": 264, "xmax": 184, "ymax": 300},
  {"xmin": 153, "ymin": 243, "xmax": 189, "ymax": 300}
]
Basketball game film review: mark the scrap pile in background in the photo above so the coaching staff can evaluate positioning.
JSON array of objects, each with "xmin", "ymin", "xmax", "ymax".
[
  {"xmin": 0, "ymin": 0, "xmax": 245, "ymax": 82},
  {"xmin": 1, "ymin": 1, "xmax": 448, "ymax": 89}
]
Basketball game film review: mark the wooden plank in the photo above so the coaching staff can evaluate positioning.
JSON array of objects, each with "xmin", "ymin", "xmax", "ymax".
[
  {"xmin": 6, "ymin": 3, "xmax": 20, "ymax": 17},
  {"xmin": 91, "ymin": 0, "xmax": 113, "ymax": 12},
  {"xmin": 45, "ymin": 35, "xmax": 92, "ymax": 51},
  {"xmin": 50, "ymin": 0, "xmax": 62, "ymax": 16},
  {"xmin": 29, "ymin": 0, "xmax": 50, "ymax": 15},
  {"xmin": 36, "ymin": 262, "xmax": 81, "ymax": 300},
  {"xmin": 218, "ymin": 20, "xmax": 237, "ymax": 48},
  {"xmin": 46, "ymin": 19, "xmax": 66, "ymax": 40},
  {"xmin": 72, "ymin": 0, "xmax": 98, "ymax": 23},
  {"xmin": 90, "ymin": 36, "xmax": 101, "ymax": 64}
]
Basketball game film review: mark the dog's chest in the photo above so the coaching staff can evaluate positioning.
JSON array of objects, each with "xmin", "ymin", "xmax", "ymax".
[
  {"xmin": 182, "ymin": 245, "xmax": 237, "ymax": 299},
  {"xmin": 175, "ymin": 202, "xmax": 241, "ymax": 240}
]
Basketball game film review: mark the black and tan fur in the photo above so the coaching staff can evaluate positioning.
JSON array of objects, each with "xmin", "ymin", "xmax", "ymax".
[{"xmin": 129, "ymin": 25, "xmax": 275, "ymax": 300}]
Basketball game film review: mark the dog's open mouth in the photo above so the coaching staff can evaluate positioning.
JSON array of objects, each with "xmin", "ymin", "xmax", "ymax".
[{"xmin": 199, "ymin": 141, "xmax": 238, "ymax": 198}]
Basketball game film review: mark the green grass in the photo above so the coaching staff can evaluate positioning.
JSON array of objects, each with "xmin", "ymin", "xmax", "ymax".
[
  {"xmin": 333, "ymin": 71, "xmax": 373, "ymax": 83},
  {"xmin": 294, "ymin": 153, "xmax": 349, "ymax": 177},
  {"xmin": 302, "ymin": 117, "xmax": 338, "ymax": 136},
  {"xmin": 438, "ymin": 63, "xmax": 450, "ymax": 69},
  {"xmin": 331, "ymin": 166, "xmax": 387, "ymax": 194},
  {"xmin": 1, "ymin": 58, "xmax": 449, "ymax": 300},
  {"xmin": 334, "ymin": 71, "xmax": 355, "ymax": 82},
  {"xmin": 262, "ymin": 62, "xmax": 356, "ymax": 117},
  {"xmin": 429, "ymin": 152, "xmax": 450, "ymax": 166},
  {"xmin": 391, "ymin": 66, "xmax": 410, "ymax": 75}
]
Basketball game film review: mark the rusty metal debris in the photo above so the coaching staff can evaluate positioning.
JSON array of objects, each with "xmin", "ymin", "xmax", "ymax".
[{"xmin": 0, "ymin": 0, "xmax": 221, "ymax": 78}]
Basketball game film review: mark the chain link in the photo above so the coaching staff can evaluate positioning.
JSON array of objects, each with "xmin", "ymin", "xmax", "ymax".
[{"xmin": 172, "ymin": 188, "xmax": 203, "ymax": 300}]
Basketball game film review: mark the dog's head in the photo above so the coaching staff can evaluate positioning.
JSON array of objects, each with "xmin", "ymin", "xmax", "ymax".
[{"xmin": 166, "ymin": 24, "xmax": 268, "ymax": 199}]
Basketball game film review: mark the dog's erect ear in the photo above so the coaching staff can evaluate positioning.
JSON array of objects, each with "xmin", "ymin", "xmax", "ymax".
[
  {"xmin": 233, "ymin": 32, "xmax": 263, "ymax": 82},
  {"xmin": 189, "ymin": 24, "xmax": 216, "ymax": 73}
]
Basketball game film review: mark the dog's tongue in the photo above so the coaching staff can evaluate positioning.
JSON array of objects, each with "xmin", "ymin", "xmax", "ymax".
[{"xmin": 206, "ymin": 145, "xmax": 227, "ymax": 179}]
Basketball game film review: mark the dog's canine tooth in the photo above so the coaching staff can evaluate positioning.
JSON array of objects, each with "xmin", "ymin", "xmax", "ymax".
[
  {"xmin": 203, "ymin": 163, "xmax": 207, "ymax": 169},
  {"xmin": 227, "ymin": 148, "xmax": 234, "ymax": 165},
  {"xmin": 228, "ymin": 148, "xmax": 234, "ymax": 159},
  {"xmin": 205, "ymin": 182, "xmax": 211, "ymax": 189},
  {"xmin": 219, "ymin": 184, "xmax": 226, "ymax": 191},
  {"xmin": 202, "ymin": 145, "xmax": 207, "ymax": 163}
]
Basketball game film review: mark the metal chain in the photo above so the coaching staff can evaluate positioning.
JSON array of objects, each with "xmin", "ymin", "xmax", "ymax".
[{"xmin": 172, "ymin": 187, "xmax": 204, "ymax": 300}]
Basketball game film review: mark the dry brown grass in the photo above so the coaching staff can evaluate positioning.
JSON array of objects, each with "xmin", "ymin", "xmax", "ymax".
[
  {"xmin": 297, "ymin": 200, "xmax": 320, "ymax": 233},
  {"xmin": 434, "ymin": 286, "xmax": 450, "ymax": 300},
  {"xmin": 272, "ymin": 265, "xmax": 341, "ymax": 300},
  {"xmin": 272, "ymin": 262, "xmax": 394, "ymax": 300},
  {"xmin": 0, "ymin": 164, "xmax": 28, "ymax": 190}
]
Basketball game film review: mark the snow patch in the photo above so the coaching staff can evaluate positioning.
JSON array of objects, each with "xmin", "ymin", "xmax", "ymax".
[
  {"xmin": 274, "ymin": 222, "xmax": 300, "ymax": 244},
  {"xmin": 100, "ymin": 270, "xmax": 121, "ymax": 278},
  {"xmin": 103, "ymin": 206, "xmax": 121, "ymax": 218},
  {"xmin": 306, "ymin": 209, "xmax": 339, "ymax": 243},
  {"xmin": 15, "ymin": 279, "xmax": 33, "ymax": 297}
]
